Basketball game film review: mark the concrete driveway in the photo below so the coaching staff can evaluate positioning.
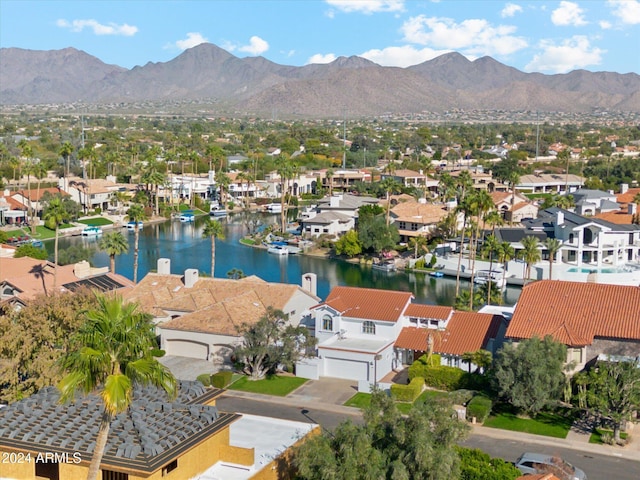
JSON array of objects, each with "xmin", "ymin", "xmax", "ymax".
[
  {"xmin": 158, "ymin": 355, "xmax": 217, "ymax": 381},
  {"xmin": 287, "ymin": 377, "xmax": 358, "ymax": 405}
]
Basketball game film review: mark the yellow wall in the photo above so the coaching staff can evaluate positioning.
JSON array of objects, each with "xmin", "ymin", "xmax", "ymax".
[
  {"xmin": 0, "ymin": 449, "xmax": 90, "ymax": 480},
  {"xmin": 219, "ymin": 445, "xmax": 255, "ymax": 466}
]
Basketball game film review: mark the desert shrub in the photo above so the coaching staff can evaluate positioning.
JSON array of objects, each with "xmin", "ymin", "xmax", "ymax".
[
  {"xmin": 467, "ymin": 394, "xmax": 492, "ymax": 423},
  {"xmin": 211, "ymin": 371, "xmax": 233, "ymax": 389},
  {"xmin": 390, "ymin": 377, "xmax": 424, "ymax": 402}
]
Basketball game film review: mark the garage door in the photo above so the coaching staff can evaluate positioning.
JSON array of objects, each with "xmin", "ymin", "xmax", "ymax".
[
  {"xmin": 324, "ymin": 357, "xmax": 369, "ymax": 382},
  {"xmin": 166, "ymin": 339, "xmax": 209, "ymax": 359}
]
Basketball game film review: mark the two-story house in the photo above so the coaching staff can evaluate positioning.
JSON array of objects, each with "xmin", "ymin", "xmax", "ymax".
[
  {"xmin": 301, "ymin": 193, "xmax": 378, "ymax": 238},
  {"xmin": 389, "ymin": 200, "xmax": 453, "ymax": 242}
]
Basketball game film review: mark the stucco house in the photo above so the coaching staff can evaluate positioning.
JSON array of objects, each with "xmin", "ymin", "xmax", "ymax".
[
  {"xmin": 505, "ymin": 280, "xmax": 640, "ymax": 370},
  {"xmin": 389, "ymin": 200, "xmax": 452, "ymax": 242},
  {"xmin": 301, "ymin": 193, "xmax": 378, "ymax": 238},
  {"xmin": 123, "ymin": 259, "xmax": 320, "ymax": 365},
  {"xmin": 516, "ymin": 173, "xmax": 585, "ymax": 194}
]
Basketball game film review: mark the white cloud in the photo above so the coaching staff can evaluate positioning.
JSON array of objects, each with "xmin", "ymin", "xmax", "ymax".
[
  {"xmin": 325, "ymin": 0, "xmax": 405, "ymax": 14},
  {"xmin": 174, "ymin": 32, "xmax": 208, "ymax": 50},
  {"xmin": 525, "ymin": 35, "xmax": 604, "ymax": 73},
  {"xmin": 56, "ymin": 18, "xmax": 137, "ymax": 36},
  {"xmin": 608, "ymin": 0, "xmax": 640, "ymax": 24},
  {"xmin": 599, "ymin": 20, "xmax": 613, "ymax": 29},
  {"xmin": 238, "ymin": 36, "xmax": 269, "ymax": 55},
  {"xmin": 551, "ymin": 1, "xmax": 587, "ymax": 26},
  {"xmin": 501, "ymin": 3, "xmax": 523, "ymax": 18},
  {"xmin": 359, "ymin": 45, "xmax": 452, "ymax": 67},
  {"xmin": 400, "ymin": 16, "xmax": 528, "ymax": 56},
  {"xmin": 307, "ymin": 53, "xmax": 338, "ymax": 64}
]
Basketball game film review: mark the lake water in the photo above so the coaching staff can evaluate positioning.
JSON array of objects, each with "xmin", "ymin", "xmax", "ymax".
[{"xmin": 47, "ymin": 213, "xmax": 521, "ymax": 306}]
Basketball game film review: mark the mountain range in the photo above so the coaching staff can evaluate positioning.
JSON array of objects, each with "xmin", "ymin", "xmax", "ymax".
[{"xmin": 1, "ymin": 43, "xmax": 639, "ymax": 117}]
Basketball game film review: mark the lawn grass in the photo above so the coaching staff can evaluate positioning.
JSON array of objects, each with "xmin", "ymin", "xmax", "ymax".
[
  {"xmin": 589, "ymin": 428, "xmax": 628, "ymax": 444},
  {"xmin": 78, "ymin": 217, "xmax": 114, "ymax": 226},
  {"xmin": 483, "ymin": 404, "xmax": 574, "ymax": 438},
  {"xmin": 227, "ymin": 375, "xmax": 307, "ymax": 396},
  {"xmin": 344, "ymin": 392, "xmax": 372, "ymax": 409},
  {"xmin": 240, "ymin": 238, "xmax": 256, "ymax": 246},
  {"xmin": 344, "ymin": 389, "xmax": 450, "ymax": 413},
  {"xmin": 5, "ymin": 225, "xmax": 58, "ymax": 240}
]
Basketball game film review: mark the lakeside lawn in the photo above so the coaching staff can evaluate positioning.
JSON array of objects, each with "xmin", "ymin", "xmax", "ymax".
[
  {"xmin": 483, "ymin": 404, "xmax": 574, "ymax": 439},
  {"xmin": 227, "ymin": 375, "xmax": 307, "ymax": 396},
  {"xmin": 78, "ymin": 217, "xmax": 114, "ymax": 226},
  {"xmin": 5, "ymin": 225, "xmax": 63, "ymax": 241}
]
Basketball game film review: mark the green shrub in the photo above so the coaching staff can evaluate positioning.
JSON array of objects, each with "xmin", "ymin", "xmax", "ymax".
[
  {"xmin": 467, "ymin": 394, "xmax": 492, "ymax": 423},
  {"xmin": 449, "ymin": 389, "xmax": 475, "ymax": 405},
  {"xmin": 211, "ymin": 371, "xmax": 233, "ymax": 389},
  {"xmin": 390, "ymin": 377, "xmax": 424, "ymax": 402},
  {"xmin": 421, "ymin": 366, "xmax": 467, "ymax": 391},
  {"xmin": 429, "ymin": 254, "xmax": 437, "ymax": 268},
  {"xmin": 456, "ymin": 446, "xmax": 521, "ymax": 480},
  {"xmin": 197, "ymin": 373, "xmax": 212, "ymax": 387},
  {"xmin": 414, "ymin": 258, "xmax": 426, "ymax": 269}
]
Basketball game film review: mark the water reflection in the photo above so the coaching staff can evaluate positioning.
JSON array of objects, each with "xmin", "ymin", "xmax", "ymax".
[{"xmin": 47, "ymin": 212, "xmax": 520, "ymax": 306}]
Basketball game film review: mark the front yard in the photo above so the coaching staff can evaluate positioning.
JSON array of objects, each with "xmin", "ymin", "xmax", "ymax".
[
  {"xmin": 482, "ymin": 404, "xmax": 575, "ymax": 438},
  {"xmin": 227, "ymin": 375, "xmax": 308, "ymax": 396}
]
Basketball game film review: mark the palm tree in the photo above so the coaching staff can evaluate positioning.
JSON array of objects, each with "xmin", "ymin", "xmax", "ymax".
[
  {"xmin": 409, "ymin": 234, "xmax": 429, "ymax": 259},
  {"xmin": 484, "ymin": 209, "xmax": 504, "ymax": 233},
  {"xmin": 379, "ymin": 177, "xmax": 401, "ymax": 226},
  {"xmin": 57, "ymin": 294, "xmax": 176, "ymax": 480},
  {"xmin": 59, "ymin": 141, "xmax": 74, "ymax": 178},
  {"xmin": 482, "ymin": 233, "xmax": 501, "ymax": 304},
  {"xmin": 519, "ymin": 235, "xmax": 541, "ymax": 284},
  {"xmin": 127, "ymin": 203, "xmax": 147, "ymax": 284},
  {"xmin": 144, "ymin": 166, "xmax": 166, "ymax": 217},
  {"xmin": 98, "ymin": 232, "xmax": 129, "ymax": 274},
  {"xmin": 454, "ymin": 195, "xmax": 472, "ymax": 298},
  {"xmin": 43, "ymin": 197, "xmax": 69, "ymax": 291},
  {"xmin": 216, "ymin": 171, "xmax": 231, "ymax": 207},
  {"xmin": 468, "ymin": 190, "xmax": 493, "ymax": 310},
  {"xmin": 31, "ymin": 162, "xmax": 47, "ymax": 235},
  {"xmin": 202, "ymin": 218, "xmax": 225, "ymax": 277},
  {"xmin": 326, "ymin": 168, "xmax": 334, "ymax": 197},
  {"xmin": 543, "ymin": 237, "xmax": 562, "ymax": 280},
  {"xmin": 497, "ymin": 241, "xmax": 515, "ymax": 292},
  {"xmin": 276, "ymin": 155, "xmax": 295, "ymax": 233}
]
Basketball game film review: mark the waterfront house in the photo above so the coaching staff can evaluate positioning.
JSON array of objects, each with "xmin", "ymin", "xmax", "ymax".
[
  {"xmin": 58, "ymin": 176, "xmax": 126, "ymax": 213},
  {"xmin": 389, "ymin": 200, "xmax": 452, "ymax": 242},
  {"xmin": 0, "ymin": 381, "xmax": 317, "ymax": 480},
  {"xmin": 505, "ymin": 280, "xmax": 640, "ymax": 370},
  {"xmin": 301, "ymin": 193, "xmax": 378, "ymax": 238},
  {"xmin": 319, "ymin": 169, "xmax": 371, "ymax": 193},
  {"xmin": 9, "ymin": 187, "xmax": 68, "ymax": 221},
  {"xmin": 490, "ymin": 191, "xmax": 538, "ymax": 223},
  {"xmin": 124, "ymin": 259, "xmax": 319, "ymax": 364}
]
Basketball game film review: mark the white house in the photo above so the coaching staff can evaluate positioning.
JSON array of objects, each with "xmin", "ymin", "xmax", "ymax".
[{"xmin": 300, "ymin": 193, "xmax": 378, "ymax": 238}]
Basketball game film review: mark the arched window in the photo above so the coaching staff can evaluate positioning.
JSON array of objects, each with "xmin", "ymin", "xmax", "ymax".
[
  {"xmin": 322, "ymin": 314, "xmax": 333, "ymax": 332},
  {"xmin": 362, "ymin": 321, "xmax": 376, "ymax": 335}
]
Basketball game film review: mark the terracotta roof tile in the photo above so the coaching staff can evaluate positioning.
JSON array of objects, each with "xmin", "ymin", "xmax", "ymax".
[
  {"xmin": 594, "ymin": 210, "xmax": 633, "ymax": 224},
  {"xmin": 395, "ymin": 312, "xmax": 502, "ymax": 355},
  {"xmin": 404, "ymin": 304, "xmax": 453, "ymax": 320},
  {"xmin": 390, "ymin": 201, "xmax": 449, "ymax": 224},
  {"xmin": 318, "ymin": 286, "xmax": 413, "ymax": 322},
  {"xmin": 506, "ymin": 280, "xmax": 640, "ymax": 346}
]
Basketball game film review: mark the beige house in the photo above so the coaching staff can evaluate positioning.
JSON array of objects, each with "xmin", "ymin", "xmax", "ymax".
[
  {"xmin": 124, "ymin": 259, "xmax": 320, "ymax": 364},
  {"xmin": 389, "ymin": 200, "xmax": 453, "ymax": 242}
]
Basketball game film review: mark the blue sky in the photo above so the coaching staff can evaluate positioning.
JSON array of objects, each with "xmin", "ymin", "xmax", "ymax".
[{"xmin": 1, "ymin": 0, "xmax": 639, "ymax": 74}]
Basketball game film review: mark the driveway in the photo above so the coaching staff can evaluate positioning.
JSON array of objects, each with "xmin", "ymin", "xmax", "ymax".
[
  {"xmin": 287, "ymin": 377, "xmax": 358, "ymax": 406},
  {"xmin": 158, "ymin": 355, "xmax": 217, "ymax": 381}
]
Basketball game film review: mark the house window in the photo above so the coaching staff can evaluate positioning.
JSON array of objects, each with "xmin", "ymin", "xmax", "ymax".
[
  {"xmin": 35, "ymin": 462, "xmax": 59, "ymax": 480},
  {"xmin": 102, "ymin": 471, "xmax": 128, "ymax": 480},
  {"xmin": 399, "ymin": 221, "xmax": 407, "ymax": 230},
  {"xmin": 362, "ymin": 321, "xmax": 375, "ymax": 335},
  {"xmin": 162, "ymin": 459, "xmax": 178, "ymax": 476},
  {"xmin": 322, "ymin": 314, "xmax": 333, "ymax": 332}
]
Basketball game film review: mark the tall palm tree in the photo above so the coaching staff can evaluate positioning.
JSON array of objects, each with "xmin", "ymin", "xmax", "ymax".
[
  {"xmin": 468, "ymin": 190, "xmax": 493, "ymax": 310},
  {"xmin": 43, "ymin": 197, "xmax": 69, "ymax": 291},
  {"xmin": 543, "ymin": 237, "xmax": 562, "ymax": 280},
  {"xmin": 143, "ymin": 166, "xmax": 166, "ymax": 217},
  {"xmin": 497, "ymin": 241, "xmax": 515, "ymax": 292},
  {"xmin": 482, "ymin": 233, "xmax": 501, "ymax": 305},
  {"xmin": 216, "ymin": 171, "xmax": 231, "ymax": 207},
  {"xmin": 98, "ymin": 232, "xmax": 129, "ymax": 274},
  {"xmin": 59, "ymin": 141, "xmax": 74, "ymax": 178},
  {"xmin": 57, "ymin": 294, "xmax": 176, "ymax": 480},
  {"xmin": 454, "ymin": 195, "xmax": 472, "ymax": 298},
  {"xmin": 202, "ymin": 218, "xmax": 225, "ymax": 277},
  {"xmin": 484, "ymin": 209, "xmax": 504, "ymax": 233},
  {"xmin": 519, "ymin": 235, "xmax": 541, "ymax": 284},
  {"xmin": 127, "ymin": 203, "xmax": 147, "ymax": 284},
  {"xmin": 276, "ymin": 155, "xmax": 295, "ymax": 233},
  {"xmin": 326, "ymin": 168, "xmax": 334, "ymax": 197},
  {"xmin": 31, "ymin": 162, "xmax": 47, "ymax": 235},
  {"xmin": 409, "ymin": 234, "xmax": 429, "ymax": 259},
  {"xmin": 379, "ymin": 177, "xmax": 401, "ymax": 226}
]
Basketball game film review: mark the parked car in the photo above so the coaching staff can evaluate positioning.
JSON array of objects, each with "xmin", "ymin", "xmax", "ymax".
[{"xmin": 515, "ymin": 452, "xmax": 587, "ymax": 480}]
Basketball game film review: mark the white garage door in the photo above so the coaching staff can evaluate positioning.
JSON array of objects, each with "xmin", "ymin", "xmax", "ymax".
[
  {"xmin": 166, "ymin": 339, "xmax": 209, "ymax": 359},
  {"xmin": 325, "ymin": 357, "xmax": 369, "ymax": 382}
]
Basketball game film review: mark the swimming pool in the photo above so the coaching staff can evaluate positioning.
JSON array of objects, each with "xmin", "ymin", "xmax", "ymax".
[{"xmin": 567, "ymin": 266, "xmax": 628, "ymax": 274}]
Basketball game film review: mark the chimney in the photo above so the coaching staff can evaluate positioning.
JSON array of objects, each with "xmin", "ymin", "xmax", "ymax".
[
  {"xmin": 556, "ymin": 210, "xmax": 564, "ymax": 226},
  {"xmin": 184, "ymin": 269, "xmax": 199, "ymax": 288},
  {"xmin": 301, "ymin": 273, "xmax": 317, "ymax": 297},
  {"xmin": 157, "ymin": 258, "xmax": 171, "ymax": 275},
  {"xmin": 629, "ymin": 203, "xmax": 637, "ymax": 215},
  {"xmin": 620, "ymin": 183, "xmax": 629, "ymax": 194}
]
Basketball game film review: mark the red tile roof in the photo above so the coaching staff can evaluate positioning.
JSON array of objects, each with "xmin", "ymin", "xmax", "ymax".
[
  {"xmin": 318, "ymin": 286, "xmax": 413, "ymax": 322},
  {"xmin": 395, "ymin": 311, "xmax": 503, "ymax": 355},
  {"xmin": 404, "ymin": 304, "xmax": 453, "ymax": 320},
  {"xmin": 506, "ymin": 280, "xmax": 640, "ymax": 346}
]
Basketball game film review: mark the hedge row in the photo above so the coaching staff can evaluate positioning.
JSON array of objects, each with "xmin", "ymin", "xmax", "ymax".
[
  {"xmin": 390, "ymin": 377, "xmax": 424, "ymax": 402},
  {"xmin": 196, "ymin": 371, "xmax": 233, "ymax": 389},
  {"xmin": 408, "ymin": 355, "xmax": 489, "ymax": 392},
  {"xmin": 467, "ymin": 394, "xmax": 492, "ymax": 423}
]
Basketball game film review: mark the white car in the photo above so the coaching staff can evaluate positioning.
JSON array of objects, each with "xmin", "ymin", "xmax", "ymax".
[{"xmin": 515, "ymin": 452, "xmax": 587, "ymax": 480}]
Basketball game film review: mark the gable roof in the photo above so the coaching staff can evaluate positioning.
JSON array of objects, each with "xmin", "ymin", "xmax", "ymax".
[
  {"xmin": 390, "ymin": 201, "xmax": 449, "ymax": 224},
  {"xmin": 317, "ymin": 286, "xmax": 413, "ymax": 322},
  {"xmin": 395, "ymin": 312, "xmax": 503, "ymax": 355},
  {"xmin": 506, "ymin": 280, "xmax": 640, "ymax": 346},
  {"xmin": 125, "ymin": 273, "xmax": 318, "ymax": 335},
  {"xmin": 0, "ymin": 382, "xmax": 236, "ymax": 476}
]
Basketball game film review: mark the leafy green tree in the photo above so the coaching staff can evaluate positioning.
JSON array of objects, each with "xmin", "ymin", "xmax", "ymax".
[
  {"xmin": 14, "ymin": 243, "xmax": 48, "ymax": 260},
  {"xmin": 358, "ymin": 214, "xmax": 399, "ymax": 254},
  {"xmin": 334, "ymin": 229, "xmax": 363, "ymax": 257},
  {"xmin": 98, "ymin": 231, "xmax": 129, "ymax": 274},
  {"xmin": 202, "ymin": 218, "xmax": 225, "ymax": 277},
  {"xmin": 43, "ymin": 196, "xmax": 70, "ymax": 291},
  {"xmin": 493, "ymin": 336, "xmax": 567, "ymax": 415},
  {"xmin": 0, "ymin": 290, "xmax": 99, "ymax": 402},
  {"xmin": 578, "ymin": 360, "xmax": 640, "ymax": 443},
  {"xmin": 234, "ymin": 307, "xmax": 316, "ymax": 380},
  {"xmin": 456, "ymin": 446, "xmax": 521, "ymax": 480},
  {"xmin": 58, "ymin": 294, "xmax": 176, "ymax": 480},
  {"xmin": 126, "ymin": 203, "xmax": 147, "ymax": 283},
  {"xmin": 293, "ymin": 389, "xmax": 469, "ymax": 480}
]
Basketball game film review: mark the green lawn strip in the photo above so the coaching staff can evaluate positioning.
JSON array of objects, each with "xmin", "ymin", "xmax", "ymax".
[
  {"xmin": 344, "ymin": 392, "xmax": 372, "ymax": 409},
  {"xmin": 178, "ymin": 205, "xmax": 207, "ymax": 215},
  {"xmin": 240, "ymin": 238, "xmax": 256, "ymax": 246},
  {"xmin": 483, "ymin": 406, "xmax": 574, "ymax": 438},
  {"xmin": 5, "ymin": 226, "xmax": 57, "ymax": 240},
  {"xmin": 78, "ymin": 217, "xmax": 114, "ymax": 226},
  {"xmin": 227, "ymin": 375, "xmax": 307, "ymax": 396},
  {"xmin": 344, "ymin": 389, "xmax": 450, "ymax": 412},
  {"xmin": 589, "ymin": 428, "xmax": 628, "ymax": 444}
]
